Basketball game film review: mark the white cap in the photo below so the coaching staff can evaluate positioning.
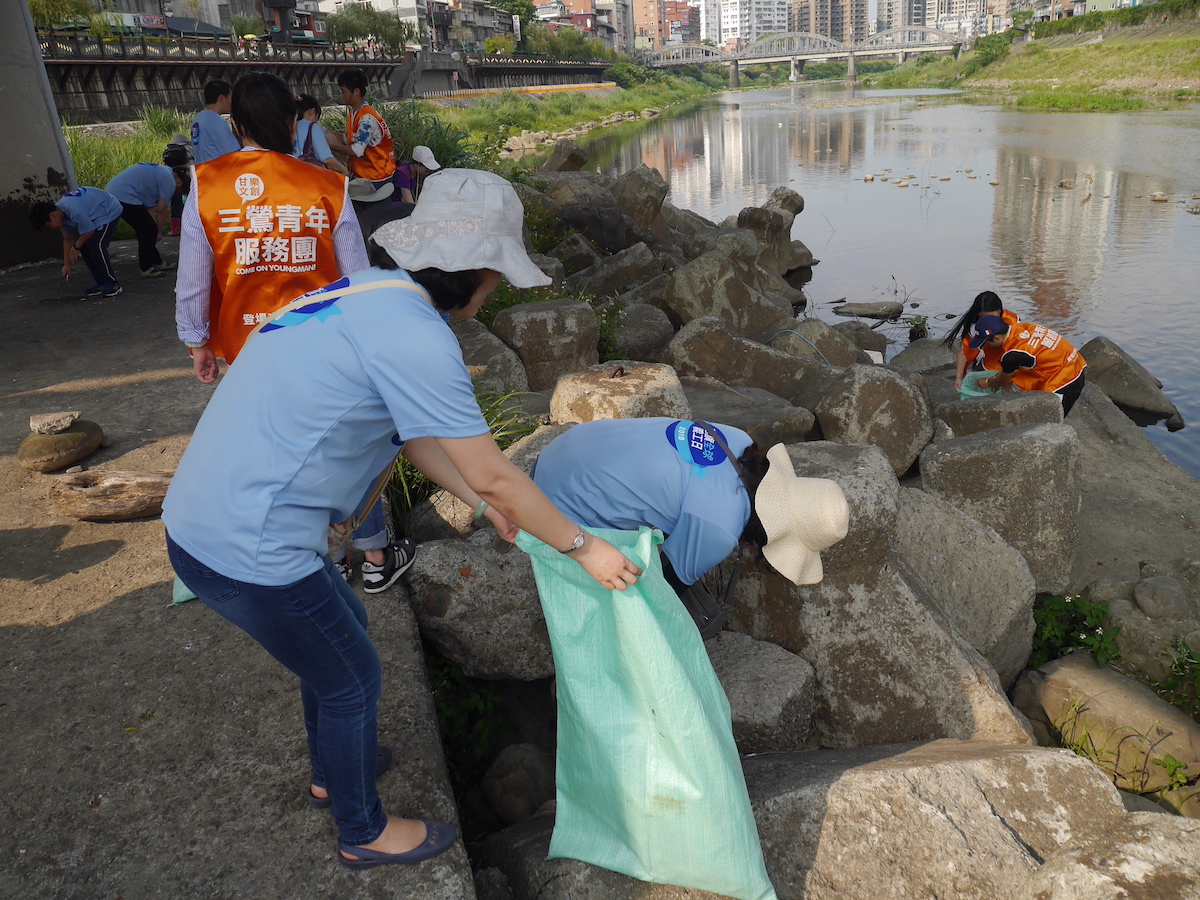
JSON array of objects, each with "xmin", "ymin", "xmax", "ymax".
[{"xmin": 412, "ymin": 145, "xmax": 441, "ymax": 170}]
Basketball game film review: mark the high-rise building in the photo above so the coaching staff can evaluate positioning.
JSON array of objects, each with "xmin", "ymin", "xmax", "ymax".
[
  {"xmin": 789, "ymin": 0, "xmax": 867, "ymax": 41},
  {"xmin": 714, "ymin": 0, "xmax": 787, "ymax": 48},
  {"xmin": 876, "ymin": 0, "xmax": 924, "ymax": 30},
  {"xmin": 631, "ymin": 0, "xmax": 667, "ymax": 49}
]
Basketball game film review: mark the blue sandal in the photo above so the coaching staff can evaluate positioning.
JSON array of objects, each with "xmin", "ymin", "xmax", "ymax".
[
  {"xmin": 338, "ymin": 820, "xmax": 457, "ymax": 869},
  {"xmin": 308, "ymin": 746, "xmax": 393, "ymax": 809}
]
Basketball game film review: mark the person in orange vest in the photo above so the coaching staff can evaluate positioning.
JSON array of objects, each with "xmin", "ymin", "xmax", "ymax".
[
  {"xmin": 969, "ymin": 316, "xmax": 1087, "ymax": 414},
  {"xmin": 337, "ymin": 69, "xmax": 396, "ymax": 191},
  {"xmin": 174, "ymin": 72, "xmax": 368, "ymax": 385},
  {"xmin": 941, "ymin": 290, "xmax": 1021, "ymax": 391}
]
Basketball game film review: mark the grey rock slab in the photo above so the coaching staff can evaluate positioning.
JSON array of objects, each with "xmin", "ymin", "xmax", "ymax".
[
  {"xmin": 482, "ymin": 743, "xmax": 556, "ymax": 826},
  {"xmin": 814, "ymin": 364, "xmax": 934, "ymax": 477},
  {"xmin": 1133, "ymin": 574, "xmax": 1192, "ymax": 618},
  {"xmin": 30, "ymin": 410, "xmax": 80, "ymax": 434},
  {"xmin": 491, "ymin": 299, "xmax": 599, "ymax": 392},
  {"xmin": 831, "ymin": 319, "xmax": 889, "ymax": 354},
  {"xmin": 707, "ymin": 631, "xmax": 817, "ymax": 753},
  {"xmin": 539, "ymin": 138, "xmax": 589, "ymax": 172},
  {"xmin": 609, "ymin": 164, "xmax": 669, "ymax": 227},
  {"xmin": 659, "ymin": 251, "xmax": 792, "ymax": 339},
  {"xmin": 747, "ymin": 740, "xmax": 1127, "ymax": 900},
  {"xmin": 546, "ymin": 231, "xmax": 602, "ymax": 277},
  {"xmin": 609, "ymin": 302, "xmax": 675, "ymax": 363},
  {"xmin": 894, "ymin": 487, "xmax": 1036, "ymax": 686},
  {"xmin": 564, "ymin": 242, "xmax": 663, "ymax": 299},
  {"xmin": 832, "ymin": 300, "xmax": 903, "ymax": 319},
  {"xmin": 921, "ymin": 423, "xmax": 1081, "ymax": 594},
  {"xmin": 767, "ymin": 317, "xmax": 871, "ymax": 367},
  {"xmin": 1080, "ymin": 335, "xmax": 1181, "ymax": 420},
  {"xmin": 452, "ymin": 318, "xmax": 530, "ymax": 395},
  {"xmin": 679, "ymin": 376, "xmax": 816, "ymax": 447},
  {"xmin": 935, "ymin": 390, "xmax": 1064, "ymax": 438},
  {"xmin": 1018, "ymin": 813, "xmax": 1200, "ymax": 900},
  {"xmin": 888, "ymin": 336, "xmax": 957, "ymax": 373},
  {"xmin": 403, "ymin": 529, "xmax": 552, "ymax": 680}
]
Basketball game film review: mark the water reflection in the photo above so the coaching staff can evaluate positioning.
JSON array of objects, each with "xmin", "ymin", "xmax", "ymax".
[{"xmin": 579, "ymin": 88, "xmax": 1200, "ymax": 475}]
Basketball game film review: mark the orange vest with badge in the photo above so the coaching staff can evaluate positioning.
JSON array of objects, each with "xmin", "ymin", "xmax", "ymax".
[
  {"xmin": 346, "ymin": 103, "xmax": 395, "ymax": 183},
  {"xmin": 1001, "ymin": 321, "xmax": 1086, "ymax": 393},
  {"xmin": 195, "ymin": 150, "xmax": 346, "ymax": 363},
  {"xmin": 962, "ymin": 308, "xmax": 1020, "ymax": 371}
]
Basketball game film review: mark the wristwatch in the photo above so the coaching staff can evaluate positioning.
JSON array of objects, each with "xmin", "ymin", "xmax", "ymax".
[{"xmin": 562, "ymin": 526, "xmax": 585, "ymax": 555}]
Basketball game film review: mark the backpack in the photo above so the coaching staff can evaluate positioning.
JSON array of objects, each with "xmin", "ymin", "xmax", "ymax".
[
  {"xmin": 162, "ymin": 134, "xmax": 192, "ymax": 168},
  {"xmin": 297, "ymin": 122, "xmax": 324, "ymax": 167}
]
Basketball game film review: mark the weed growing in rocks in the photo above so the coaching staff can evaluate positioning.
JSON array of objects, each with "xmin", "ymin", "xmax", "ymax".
[
  {"xmin": 1150, "ymin": 640, "xmax": 1200, "ymax": 722},
  {"xmin": 1031, "ymin": 593, "xmax": 1120, "ymax": 669}
]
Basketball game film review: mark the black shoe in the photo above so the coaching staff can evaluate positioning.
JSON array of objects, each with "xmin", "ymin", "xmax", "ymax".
[
  {"xmin": 361, "ymin": 539, "xmax": 416, "ymax": 593},
  {"xmin": 102, "ymin": 283, "xmax": 123, "ymax": 298}
]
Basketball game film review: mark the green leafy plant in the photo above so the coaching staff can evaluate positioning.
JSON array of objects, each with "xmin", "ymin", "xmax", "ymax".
[
  {"xmin": 1030, "ymin": 593, "xmax": 1120, "ymax": 669},
  {"xmin": 425, "ymin": 652, "xmax": 515, "ymax": 792},
  {"xmin": 1153, "ymin": 753, "xmax": 1190, "ymax": 791},
  {"xmin": 1150, "ymin": 640, "xmax": 1200, "ymax": 722}
]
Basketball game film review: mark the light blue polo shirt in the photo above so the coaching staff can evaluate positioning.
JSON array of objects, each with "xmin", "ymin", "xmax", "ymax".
[
  {"xmin": 105, "ymin": 163, "xmax": 177, "ymax": 207},
  {"xmin": 56, "ymin": 187, "xmax": 122, "ymax": 234},
  {"xmin": 533, "ymin": 418, "xmax": 753, "ymax": 585},
  {"xmin": 295, "ymin": 119, "xmax": 334, "ymax": 162},
  {"xmin": 162, "ymin": 267, "xmax": 488, "ymax": 585},
  {"xmin": 190, "ymin": 108, "xmax": 240, "ymax": 163}
]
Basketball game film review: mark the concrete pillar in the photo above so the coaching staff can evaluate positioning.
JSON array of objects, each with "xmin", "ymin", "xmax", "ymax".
[
  {"xmin": 1, "ymin": 3, "xmax": 76, "ymax": 268},
  {"xmin": 729, "ymin": 59, "xmax": 739, "ymax": 89},
  {"xmin": 846, "ymin": 51, "xmax": 856, "ymax": 82},
  {"xmin": 898, "ymin": 50, "xmax": 906, "ymax": 64},
  {"xmin": 789, "ymin": 57, "xmax": 800, "ymax": 81}
]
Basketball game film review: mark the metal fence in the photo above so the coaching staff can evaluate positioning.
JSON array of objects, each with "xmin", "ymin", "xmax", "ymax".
[{"xmin": 39, "ymin": 33, "xmax": 402, "ymax": 64}]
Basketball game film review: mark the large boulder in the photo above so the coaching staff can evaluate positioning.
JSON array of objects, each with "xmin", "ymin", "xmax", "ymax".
[
  {"xmin": 1020, "ymin": 813, "xmax": 1200, "ymax": 900},
  {"xmin": 658, "ymin": 251, "xmax": 792, "ymax": 339},
  {"xmin": 549, "ymin": 362, "xmax": 690, "ymax": 424},
  {"xmin": 833, "ymin": 300, "xmax": 902, "ymax": 319},
  {"xmin": 539, "ymin": 138, "xmax": 588, "ymax": 172},
  {"xmin": 749, "ymin": 740, "xmax": 1128, "ymax": 900},
  {"xmin": 17, "ymin": 419, "xmax": 104, "ymax": 472},
  {"xmin": 542, "ymin": 179, "xmax": 627, "ymax": 253},
  {"xmin": 730, "ymin": 443, "xmax": 1033, "ymax": 748},
  {"xmin": 921, "ymin": 423, "xmax": 1081, "ymax": 594},
  {"xmin": 1011, "ymin": 652, "xmax": 1200, "ymax": 792},
  {"xmin": 403, "ymin": 529, "xmax": 551, "ymax": 680},
  {"xmin": 737, "ymin": 206, "xmax": 794, "ymax": 276},
  {"xmin": 609, "ymin": 164, "xmax": 669, "ymax": 228},
  {"xmin": 607, "ymin": 303, "xmax": 675, "ymax": 363},
  {"xmin": 688, "ymin": 227, "xmax": 760, "ymax": 268},
  {"xmin": 663, "ymin": 317, "xmax": 835, "ymax": 410},
  {"xmin": 832, "ymin": 320, "xmax": 888, "ymax": 355},
  {"xmin": 813, "ymin": 365, "xmax": 934, "ymax": 477},
  {"xmin": 679, "ymin": 376, "xmax": 816, "ymax": 447},
  {"xmin": 894, "ymin": 487, "xmax": 1036, "ymax": 686},
  {"xmin": 1080, "ymin": 335, "xmax": 1183, "ymax": 424},
  {"xmin": 888, "ymin": 337, "xmax": 957, "ymax": 374},
  {"xmin": 452, "ymin": 318, "xmax": 529, "ymax": 395},
  {"xmin": 935, "ymin": 390, "xmax": 1063, "ymax": 438},
  {"xmin": 546, "ymin": 232, "xmax": 602, "ymax": 277},
  {"xmin": 767, "ymin": 317, "xmax": 872, "ymax": 367},
  {"xmin": 491, "ymin": 299, "xmax": 600, "ymax": 392},
  {"xmin": 707, "ymin": 631, "xmax": 817, "ymax": 753},
  {"xmin": 564, "ymin": 242, "xmax": 663, "ymax": 299},
  {"xmin": 1087, "ymin": 560, "xmax": 1200, "ymax": 682}
]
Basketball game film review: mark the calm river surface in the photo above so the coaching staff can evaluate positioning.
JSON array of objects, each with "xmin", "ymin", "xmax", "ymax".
[{"xmin": 579, "ymin": 85, "xmax": 1200, "ymax": 478}]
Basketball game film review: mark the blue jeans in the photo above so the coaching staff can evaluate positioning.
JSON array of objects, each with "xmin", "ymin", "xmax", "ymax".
[{"xmin": 166, "ymin": 533, "xmax": 387, "ymax": 845}]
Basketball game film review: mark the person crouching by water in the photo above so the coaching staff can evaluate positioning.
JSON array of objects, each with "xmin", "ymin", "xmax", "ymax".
[
  {"xmin": 969, "ymin": 316, "xmax": 1087, "ymax": 415},
  {"xmin": 162, "ymin": 169, "xmax": 641, "ymax": 870}
]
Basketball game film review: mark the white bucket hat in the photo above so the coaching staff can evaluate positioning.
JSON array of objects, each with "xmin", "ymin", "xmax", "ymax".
[
  {"xmin": 756, "ymin": 444, "xmax": 850, "ymax": 585},
  {"xmin": 412, "ymin": 145, "xmax": 441, "ymax": 170},
  {"xmin": 348, "ymin": 178, "xmax": 394, "ymax": 203},
  {"xmin": 371, "ymin": 169, "xmax": 551, "ymax": 289}
]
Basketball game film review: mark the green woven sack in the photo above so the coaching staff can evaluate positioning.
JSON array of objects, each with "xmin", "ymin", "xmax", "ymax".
[
  {"xmin": 959, "ymin": 369, "xmax": 996, "ymax": 400},
  {"xmin": 517, "ymin": 526, "xmax": 777, "ymax": 900}
]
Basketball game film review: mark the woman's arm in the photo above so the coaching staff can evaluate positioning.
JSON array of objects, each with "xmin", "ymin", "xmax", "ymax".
[
  {"xmin": 432, "ymin": 433, "xmax": 641, "ymax": 590},
  {"xmin": 955, "ymin": 346, "xmax": 970, "ymax": 390},
  {"xmin": 402, "ymin": 437, "xmax": 517, "ymax": 540}
]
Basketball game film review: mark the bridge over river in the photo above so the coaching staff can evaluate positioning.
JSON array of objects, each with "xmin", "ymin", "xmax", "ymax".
[{"xmin": 644, "ymin": 27, "xmax": 961, "ymax": 84}]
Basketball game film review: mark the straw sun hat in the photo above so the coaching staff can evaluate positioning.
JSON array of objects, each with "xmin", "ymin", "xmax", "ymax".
[
  {"xmin": 371, "ymin": 169, "xmax": 551, "ymax": 289},
  {"xmin": 756, "ymin": 444, "xmax": 851, "ymax": 585}
]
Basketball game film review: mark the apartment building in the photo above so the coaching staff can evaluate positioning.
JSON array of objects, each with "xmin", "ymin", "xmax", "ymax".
[{"xmin": 789, "ymin": 0, "xmax": 867, "ymax": 41}]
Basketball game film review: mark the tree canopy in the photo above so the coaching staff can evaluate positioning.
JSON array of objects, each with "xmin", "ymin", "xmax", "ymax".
[
  {"xmin": 324, "ymin": 3, "xmax": 421, "ymax": 50},
  {"xmin": 27, "ymin": 0, "xmax": 100, "ymax": 30}
]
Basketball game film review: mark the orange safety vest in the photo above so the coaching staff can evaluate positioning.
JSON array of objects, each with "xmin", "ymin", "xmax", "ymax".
[
  {"xmin": 194, "ymin": 151, "xmax": 346, "ymax": 363},
  {"xmin": 1000, "ymin": 321, "xmax": 1086, "ymax": 393},
  {"xmin": 962, "ymin": 308, "xmax": 1020, "ymax": 371},
  {"xmin": 345, "ymin": 103, "xmax": 395, "ymax": 183}
]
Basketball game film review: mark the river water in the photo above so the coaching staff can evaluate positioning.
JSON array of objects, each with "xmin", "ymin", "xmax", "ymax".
[{"xmin": 578, "ymin": 85, "xmax": 1200, "ymax": 479}]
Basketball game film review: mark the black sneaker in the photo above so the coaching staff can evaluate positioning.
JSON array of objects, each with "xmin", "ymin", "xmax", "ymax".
[
  {"xmin": 102, "ymin": 284, "xmax": 123, "ymax": 298},
  {"xmin": 83, "ymin": 283, "xmax": 104, "ymax": 297},
  {"xmin": 361, "ymin": 539, "xmax": 416, "ymax": 593}
]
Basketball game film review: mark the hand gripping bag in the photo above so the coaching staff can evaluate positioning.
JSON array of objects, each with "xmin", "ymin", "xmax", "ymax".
[{"xmin": 516, "ymin": 526, "xmax": 777, "ymax": 900}]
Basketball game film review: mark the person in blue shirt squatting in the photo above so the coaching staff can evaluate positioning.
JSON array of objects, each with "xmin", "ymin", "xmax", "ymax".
[
  {"xmin": 104, "ymin": 162, "xmax": 188, "ymax": 278},
  {"xmin": 28, "ymin": 187, "xmax": 125, "ymax": 298},
  {"xmin": 190, "ymin": 79, "xmax": 241, "ymax": 164},
  {"xmin": 532, "ymin": 418, "xmax": 852, "ymax": 637},
  {"xmin": 162, "ymin": 168, "xmax": 641, "ymax": 870}
]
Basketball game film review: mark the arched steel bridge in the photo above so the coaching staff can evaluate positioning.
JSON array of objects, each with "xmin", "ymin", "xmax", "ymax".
[{"xmin": 644, "ymin": 26, "xmax": 961, "ymax": 68}]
